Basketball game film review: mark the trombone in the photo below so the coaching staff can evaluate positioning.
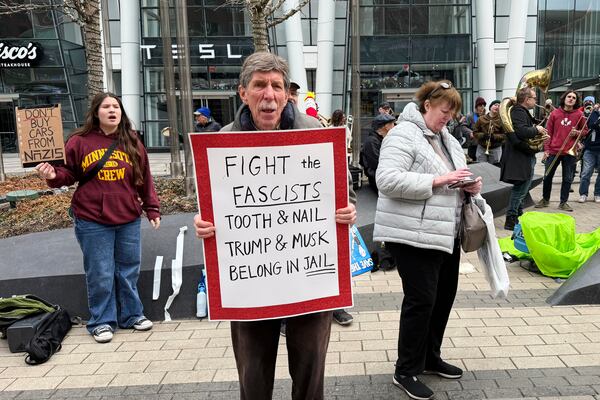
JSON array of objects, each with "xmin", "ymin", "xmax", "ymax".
[{"xmin": 543, "ymin": 113, "xmax": 590, "ymax": 176}]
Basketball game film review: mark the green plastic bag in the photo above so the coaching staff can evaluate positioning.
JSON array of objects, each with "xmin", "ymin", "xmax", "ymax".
[
  {"xmin": 0, "ymin": 295, "xmax": 56, "ymax": 336},
  {"xmin": 499, "ymin": 212, "xmax": 600, "ymax": 278}
]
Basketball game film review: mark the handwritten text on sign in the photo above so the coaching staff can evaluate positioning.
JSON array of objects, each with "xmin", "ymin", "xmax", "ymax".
[
  {"xmin": 16, "ymin": 104, "xmax": 65, "ymax": 167},
  {"xmin": 208, "ymin": 143, "xmax": 339, "ymax": 308}
]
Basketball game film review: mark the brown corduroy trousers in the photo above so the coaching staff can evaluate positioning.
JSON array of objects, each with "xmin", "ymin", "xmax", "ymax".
[{"xmin": 231, "ymin": 310, "xmax": 333, "ymax": 400}]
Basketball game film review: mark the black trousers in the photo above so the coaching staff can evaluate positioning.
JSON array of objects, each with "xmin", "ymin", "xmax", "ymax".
[
  {"xmin": 387, "ymin": 240, "xmax": 460, "ymax": 376},
  {"xmin": 231, "ymin": 311, "xmax": 332, "ymax": 400}
]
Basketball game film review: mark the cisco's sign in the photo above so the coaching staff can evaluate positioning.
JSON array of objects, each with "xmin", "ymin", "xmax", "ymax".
[{"xmin": 0, "ymin": 42, "xmax": 42, "ymax": 68}]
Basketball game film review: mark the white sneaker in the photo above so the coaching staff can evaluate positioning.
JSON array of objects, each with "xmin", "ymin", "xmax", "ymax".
[
  {"xmin": 132, "ymin": 317, "xmax": 153, "ymax": 331},
  {"xmin": 92, "ymin": 325, "xmax": 114, "ymax": 343},
  {"xmin": 579, "ymin": 195, "xmax": 587, "ymax": 203},
  {"xmin": 595, "ymin": 196, "xmax": 600, "ymax": 203}
]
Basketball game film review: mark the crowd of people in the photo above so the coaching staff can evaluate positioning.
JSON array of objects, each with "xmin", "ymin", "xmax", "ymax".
[{"xmin": 31, "ymin": 49, "xmax": 599, "ymax": 400}]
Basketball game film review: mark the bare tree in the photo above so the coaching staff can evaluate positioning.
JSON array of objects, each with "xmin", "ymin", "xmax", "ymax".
[
  {"xmin": 228, "ymin": 0, "xmax": 311, "ymax": 52},
  {"xmin": 0, "ymin": 0, "xmax": 103, "ymax": 103}
]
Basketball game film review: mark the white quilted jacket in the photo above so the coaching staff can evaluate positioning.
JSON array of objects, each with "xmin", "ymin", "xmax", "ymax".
[{"xmin": 373, "ymin": 102, "xmax": 467, "ymax": 254}]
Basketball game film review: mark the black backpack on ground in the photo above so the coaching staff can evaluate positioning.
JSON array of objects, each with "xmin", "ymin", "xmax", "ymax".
[{"xmin": 24, "ymin": 306, "xmax": 74, "ymax": 365}]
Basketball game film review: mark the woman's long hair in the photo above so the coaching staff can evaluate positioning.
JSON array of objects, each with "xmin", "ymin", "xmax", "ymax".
[{"xmin": 71, "ymin": 92, "xmax": 143, "ymax": 186}]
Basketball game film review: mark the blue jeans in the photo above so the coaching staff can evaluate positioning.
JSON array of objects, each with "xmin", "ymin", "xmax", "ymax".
[
  {"xmin": 507, "ymin": 157, "xmax": 536, "ymax": 218},
  {"xmin": 542, "ymin": 154, "xmax": 576, "ymax": 203},
  {"xmin": 579, "ymin": 150, "xmax": 600, "ymax": 196},
  {"xmin": 74, "ymin": 217, "xmax": 144, "ymax": 333}
]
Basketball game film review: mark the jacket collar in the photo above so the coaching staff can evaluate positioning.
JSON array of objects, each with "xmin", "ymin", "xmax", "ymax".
[{"xmin": 235, "ymin": 102, "xmax": 296, "ymax": 131}]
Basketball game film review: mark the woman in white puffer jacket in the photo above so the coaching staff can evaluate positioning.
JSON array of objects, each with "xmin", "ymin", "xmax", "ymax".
[{"xmin": 374, "ymin": 81, "xmax": 483, "ymax": 400}]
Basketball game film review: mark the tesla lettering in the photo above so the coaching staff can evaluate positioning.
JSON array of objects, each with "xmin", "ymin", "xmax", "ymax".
[{"xmin": 140, "ymin": 43, "xmax": 242, "ymax": 60}]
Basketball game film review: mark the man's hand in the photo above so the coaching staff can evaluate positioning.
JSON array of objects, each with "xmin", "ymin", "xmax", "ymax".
[
  {"xmin": 569, "ymin": 129, "xmax": 580, "ymax": 137},
  {"xmin": 335, "ymin": 203, "xmax": 356, "ymax": 225},
  {"xmin": 536, "ymin": 125, "xmax": 548, "ymax": 135},
  {"xmin": 194, "ymin": 214, "xmax": 215, "ymax": 238}
]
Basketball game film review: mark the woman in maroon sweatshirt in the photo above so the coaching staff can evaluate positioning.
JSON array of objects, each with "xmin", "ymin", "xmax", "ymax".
[{"xmin": 36, "ymin": 92, "xmax": 160, "ymax": 343}]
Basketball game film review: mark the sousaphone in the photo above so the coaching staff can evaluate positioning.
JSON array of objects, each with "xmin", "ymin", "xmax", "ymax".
[{"xmin": 499, "ymin": 56, "xmax": 554, "ymax": 152}]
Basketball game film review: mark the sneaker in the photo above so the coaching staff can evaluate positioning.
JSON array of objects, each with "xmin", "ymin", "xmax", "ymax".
[
  {"xmin": 558, "ymin": 202, "xmax": 573, "ymax": 212},
  {"xmin": 92, "ymin": 325, "xmax": 113, "ymax": 343},
  {"xmin": 332, "ymin": 309, "xmax": 354, "ymax": 326},
  {"xmin": 393, "ymin": 374, "xmax": 433, "ymax": 400},
  {"xmin": 595, "ymin": 196, "xmax": 600, "ymax": 203},
  {"xmin": 579, "ymin": 195, "xmax": 587, "ymax": 203},
  {"xmin": 424, "ymin": 360, "xmax": 463, "ymax": 379},
  {"xmin": 534, "ymin": 198, "xmax": 549, "ymax": 208},
  {"xmin": 132, "ymin": 317, "xmax": 153, "ymax": 331}
]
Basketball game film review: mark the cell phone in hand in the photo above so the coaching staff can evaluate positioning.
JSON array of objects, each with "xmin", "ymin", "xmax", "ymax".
[{"xmin": 448, "ymin": 177, "xmax": 476, "ymax": 189}]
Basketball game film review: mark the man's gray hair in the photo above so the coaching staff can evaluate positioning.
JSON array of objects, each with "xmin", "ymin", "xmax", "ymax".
[{"xmin": 239, "ymin": 52, "xmax": 290, "ymax": 91}]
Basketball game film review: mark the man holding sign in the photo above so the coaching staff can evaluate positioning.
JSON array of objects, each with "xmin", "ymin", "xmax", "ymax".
[{"xmin": 194, "ymin": 52, "xmax": 356, "ymax": 400}]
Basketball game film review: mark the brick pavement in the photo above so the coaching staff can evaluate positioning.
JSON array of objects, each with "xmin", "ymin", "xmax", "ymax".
[{"xmin": 1, "ymin": 153, "xmax": 600, "ymax": 399}]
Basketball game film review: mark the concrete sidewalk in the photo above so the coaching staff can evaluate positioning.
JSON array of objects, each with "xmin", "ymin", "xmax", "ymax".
[{"xmin": 1, "ymin": 154, "xmax": 600, "ymax": 399}]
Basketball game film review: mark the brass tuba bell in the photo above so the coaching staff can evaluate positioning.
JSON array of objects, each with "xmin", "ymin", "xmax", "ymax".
[{"xmin": 499, "ymin": 56, "xmax": 554, "ymax": 152}]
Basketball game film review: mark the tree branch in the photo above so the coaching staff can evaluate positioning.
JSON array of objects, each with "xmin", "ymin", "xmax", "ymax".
[{"xmin": 267, "ymin": 0, "xmax": 310, "ymax": 28}]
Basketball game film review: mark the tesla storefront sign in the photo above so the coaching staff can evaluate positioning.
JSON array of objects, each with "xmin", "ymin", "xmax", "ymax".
[{"xmin": 0, "ymin": 42, "xmax": 42, "ymax": 68}]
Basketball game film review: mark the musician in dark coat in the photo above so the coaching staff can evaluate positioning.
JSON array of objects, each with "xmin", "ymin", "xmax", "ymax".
[{"xmin": 500, "ymin": 87, "xmax": 548, "ymax": 230}]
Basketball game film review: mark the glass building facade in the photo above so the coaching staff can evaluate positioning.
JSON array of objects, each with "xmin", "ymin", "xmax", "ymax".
[
  {"xmin": 2, "ymin": 0, "xmax": 600, "ymax": 153},
  {"xmin": 357, "ymin": 0, "xmax": 472, "ymax": 135},
  {"xmin": 139, "ymin": 0, "xmax": 255, "ymax": 149},
  {"xmin": 0, "ymin": 2, "xmax": 86, "ymax": 153},
  {"xmin": 537, "ymin": 0, "xmax": 600, "ymax": 96}
]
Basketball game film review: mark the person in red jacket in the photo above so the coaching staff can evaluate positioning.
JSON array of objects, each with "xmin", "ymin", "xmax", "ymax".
[
  {"xmin": 35, "ymin": 92, "xmax": 160, "ymax": 343},
  {"xmin": 535, "ymin": 90, "xmax": 587, "ymax": 211}
]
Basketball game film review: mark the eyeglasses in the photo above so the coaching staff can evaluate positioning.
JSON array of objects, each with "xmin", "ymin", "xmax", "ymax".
[{"xmin": 427, "ymin": 81, "xmax": 452, "ymax": 99}]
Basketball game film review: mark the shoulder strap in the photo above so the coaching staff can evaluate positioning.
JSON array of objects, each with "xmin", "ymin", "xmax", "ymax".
[{"xmin": 78, "ymin": 140, "xmax": 118, "ymax": 188}]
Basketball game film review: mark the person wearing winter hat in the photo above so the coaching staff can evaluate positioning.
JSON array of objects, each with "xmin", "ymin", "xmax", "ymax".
[
  {"xmin": 362, "ymin": 113, "xmax": 396, "ymax": 192},
  {"xmin": 579, "ymin": 98, "xmax": 600, "ymax": 203},
  {"xmin": 472, "ymin": 99, "xmax": 506, "ymax": 165},
  {"xmin": 580, "ymin": 96, "xmax": 596, "ymax": 117},
  {"xmin": 193, "ymin": 106, "xmax": 222, "ymax": 132},
  {"xmin": 465, "ymin": 97, "xmax": 486, "ymax": 161}
]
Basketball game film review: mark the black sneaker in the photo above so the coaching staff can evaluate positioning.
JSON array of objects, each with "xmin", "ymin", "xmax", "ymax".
[
  {"xmin": 424, "ymin": 360, "xmax": 463, "ymax": 379},
  {"xmin": 332, "ymin": 309, "xmax": 353, "ymax": 325},
  {"xmin": 393, "ymin": 374, "xmax": 433, "ymax": 400}
]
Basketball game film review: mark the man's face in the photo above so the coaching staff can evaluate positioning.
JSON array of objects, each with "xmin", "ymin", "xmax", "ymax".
[
  {"xmin": 195, "ymin": 114, "xmax": 208, "ymax": 125},
  {"xmin": 382, "ymin": 121, "xmax": 395, "ymax": 135},
  {"xmin": 525, "ymin": 90, "xmax": 537, "ymax": 109},
  {"xmin": 379, "ymin": 107, "xmax": 391, "ymax": 115},
  {"xmin": 564, "ymin": 92, "xmax": 577, "ymax": 109},
  {"xmin": 239, "ymin": 71, "xmax": 287, "ymax": 130},
  {"xmin": 289, "ymin": 88, "xmax": 298, "ymax": 105}
]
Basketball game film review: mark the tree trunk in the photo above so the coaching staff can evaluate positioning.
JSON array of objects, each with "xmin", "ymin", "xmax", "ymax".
[
  {"xmin": 251, "ymin": 10, "xmax": 269, "ymax": 52},
  {"xmin": 82, "ymin": 2, "xmax": 103, "ymax": 103}
]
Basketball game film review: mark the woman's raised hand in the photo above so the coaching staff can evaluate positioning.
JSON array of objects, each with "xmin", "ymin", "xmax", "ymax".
[{"xmin": 35, "ymin": 162, "xmax": 57, "ymax": 180}]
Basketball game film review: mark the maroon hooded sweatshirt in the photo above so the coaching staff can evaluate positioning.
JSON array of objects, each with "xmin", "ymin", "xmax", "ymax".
[{"xmin": 48, "ymin": 129, "xmax": 160, "ymax": 225}]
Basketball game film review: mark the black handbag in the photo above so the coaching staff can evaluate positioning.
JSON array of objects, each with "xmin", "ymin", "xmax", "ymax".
[{"xmin": 24, "ymin": 307, "xmax": 74, "ymax": 365}]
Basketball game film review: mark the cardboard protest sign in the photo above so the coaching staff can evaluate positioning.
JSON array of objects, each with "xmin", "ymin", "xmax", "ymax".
[
  {"xmin": 15, "ymin": 104, "xmax": 65, "ymax": 167},
  {"xmin": 350, "ymin": 225, "xmax": 373, "ymax": 277},
  {"xmin": 190, "ymin": 127, "xmax": 352, "ymax": 321}
]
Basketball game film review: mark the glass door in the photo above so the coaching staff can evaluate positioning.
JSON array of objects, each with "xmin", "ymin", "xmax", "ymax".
[
  {"xmin": 192, "ymin": 91, "xmax": 238, "ymax": 128},
  {"xmin": 0, "ymin": 100, "xmax": 17, "ymax": 152}
]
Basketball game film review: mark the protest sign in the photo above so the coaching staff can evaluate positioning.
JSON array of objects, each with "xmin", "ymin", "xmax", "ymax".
[
  {"xmin": 15, "ymin": 104, "xmax": 65, "ymax": 167},
  {"xmin": 350, "ymin": 225, "xmax": 373, "ymax": 277},
  {"xmin": 190, "ymin": 127, "xmax": 352, "ymax": 321}
]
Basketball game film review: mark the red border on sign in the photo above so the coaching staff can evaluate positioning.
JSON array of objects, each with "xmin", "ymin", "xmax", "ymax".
[{"xmin": 190, "ymin": 127, "xmax": 351, "ymax": 320}]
